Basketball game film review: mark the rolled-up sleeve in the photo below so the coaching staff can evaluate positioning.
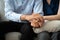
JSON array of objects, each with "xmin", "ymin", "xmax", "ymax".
[
  {"xmin": 4, "ymin": 0, "xmax": 23, "ymax": 22},
  {"xmin": 33, "ymin": 0, "xmax": 44, "ymax": 16}
]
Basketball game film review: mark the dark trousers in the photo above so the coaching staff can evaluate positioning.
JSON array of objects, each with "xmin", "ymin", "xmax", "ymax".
[
  {"xmin": 0, "ymin": 21, "xmax": 35, "ymax": 40},
  {"xmin": 37, "ymin": 31, "xmax": 60, "ymax": 40}
]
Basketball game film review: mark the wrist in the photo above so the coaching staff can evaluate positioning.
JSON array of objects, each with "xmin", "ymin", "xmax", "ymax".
[
  {"xmin": 21, "ymin": 15, "xmax": 32, "ymax": 21},
  {"xmin": 25, "ymin": 15, "xmax": 32, "ymax": 21},
  {"xmin": 20, "ymin": 15, "xmax": 26, "ymax": 20},
  {"xmin": 43, "ymin": 16, "xmax": 46, "ymax": 20}
]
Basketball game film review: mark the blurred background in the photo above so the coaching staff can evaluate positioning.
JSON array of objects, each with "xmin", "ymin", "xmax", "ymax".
[{"xmin": 0, "ymin": 0, "xmax": 8, "ymax": 21}]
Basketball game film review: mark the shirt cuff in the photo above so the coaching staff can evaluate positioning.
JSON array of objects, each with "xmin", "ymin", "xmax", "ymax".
[
  {"xmin": 11, "ymin": 12, "xmax": 23, "ymax": 22},
  {"xmin": 5, "ymin": 11, "xmax": 23, "ymax": 22}
]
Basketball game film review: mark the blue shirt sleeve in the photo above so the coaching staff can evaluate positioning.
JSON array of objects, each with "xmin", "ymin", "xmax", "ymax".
[
  {"xmin": 4, "ymin": 0, "xmax": 23, "ymax": 22},
  {"xmin": 33, "ymin": 0, "xmax": 44, "ymax": 16}
]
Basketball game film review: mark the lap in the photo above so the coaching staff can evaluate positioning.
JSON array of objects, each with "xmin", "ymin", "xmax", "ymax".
[
  {"xmin": 0, "ymin": 21, "xmax": 32, "ymax": 32},
  {"xmin": 0, "ymin": 21, "xmax": 33, "ymax": 40},
  {"xmin": 33, "ymin": 20, "xmax": 60, "ymax": 33},
  {"xmin": 0, "ymin": 21, "xmax": 23, "ymax": 32}
]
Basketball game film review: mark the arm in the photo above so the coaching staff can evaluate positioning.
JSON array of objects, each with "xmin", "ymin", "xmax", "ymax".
[
  {"xmin": 33, "ymin": 0, "xmax": 43, "ymax": 16},
  {"xmin": 5, "ymin": 0, "xmax": 23, "ymax": 22},
  {"xmin": 31, "ymin": 0, "xmax": 44, "ymax": 27},
  {"xmin": 5, "ymin": 0, "xmax": 38, "ymax": 22},
  {"xmin": 33, "ymin": 0, "xmax": 44, "ymax": 22},
  {"xmin": 43, "ymin": 2, "xmax": 60, "ymax": 20},
  {"xmin": 43, "ymin": 15, "xmax": 58, "ymax": 20}
]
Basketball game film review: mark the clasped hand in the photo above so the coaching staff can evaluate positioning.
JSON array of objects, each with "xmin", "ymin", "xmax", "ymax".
[{"xmin": 26, "ymin": 14, "xmax": 44, "ymax": 28}]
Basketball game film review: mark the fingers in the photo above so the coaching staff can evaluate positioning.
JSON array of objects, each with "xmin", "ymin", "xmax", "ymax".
[
  {"xmin": 30, "ymin": 18, "xmax": 43, "ymax": 28},
  {"xmin": 33, "ymin": 16, "xmax": 44, "ymax": 27},
  {"xmin": 31, "ymin": 22, "xmax": 40, "ymax": 28},
  {"xmin": 32, "ymin": 13, "xmax": 44, "ymax": 23},
  {"xmin": 38, "ymin": 17, "xmax": 44, "ymax": 27},
  {"xmin": 28, "ymin": 14, "xmax": 44, "ymax": 27},
  {"xmin": 30, "ymin": 19, "xmax": 39, "ymax": 28},
  {"xmin": 30, "ymin": 19, "xmax": 44, "ymax": 28},
  {"xmin": 38, "ymin": 22, "xmax": 43, "ymax": 27}
]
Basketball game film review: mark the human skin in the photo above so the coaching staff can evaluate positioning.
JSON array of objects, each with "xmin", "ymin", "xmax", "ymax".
[
  {"xmin": 20, "ymin": 1, "xmax": 60, "ymax": 28},
  {"xmin": 43, "ymin": 1, "xmax": 60, "ymax": 20},
  {"xmin": 30, "ymin": 1, "xmax": 60, "ymax": 27},
  {"xmin": 20, "ymin": 13, "xmax": 44, "ymax": 28}
]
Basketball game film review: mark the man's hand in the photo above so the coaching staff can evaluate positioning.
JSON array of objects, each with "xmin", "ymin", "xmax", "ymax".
[
  {"xmin": 20, "ymin": 15, "xmax": 33, "ymax": 21},
  {"xmin": 31, "ymin": 20, "xmax": 44, "ymax": 28},
  {"xmin": 30, "ymin": 18, "xmax": 40, "ymax": 28},
  {"xmin": 20, "ymin": 14, "xmax": 44, "ymax": 28},
  {"xmin": 30, "ymin": 14, "xmax": 44, "ymax": 28}
]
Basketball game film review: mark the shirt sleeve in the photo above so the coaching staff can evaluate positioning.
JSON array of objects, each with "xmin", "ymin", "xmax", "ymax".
[
  {"xmin": 33, "ymin": 0, "xmax": 44, "ymax": 16},
  {"xmin": 58, "ymin": 2, "xmax": 60, "ymax": 14},
  {"xmin": 4, "ymin": 0, "xmax": 23, "ymax": 22}
]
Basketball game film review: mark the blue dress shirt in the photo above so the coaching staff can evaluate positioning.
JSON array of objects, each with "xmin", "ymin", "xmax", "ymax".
[{"xmin": 4, "ymin": 0, "xmax": 43, "ymax": 22}]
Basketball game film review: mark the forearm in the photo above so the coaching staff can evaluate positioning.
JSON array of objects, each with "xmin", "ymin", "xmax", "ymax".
[
  {"xmin": 43, "ymin": 15, "xmax": 60, "ymax": 20},
  {"xmin": 5, "ymin": 11, "xmax": 23, "ymax": 22},
  {"xmin": 20, "ymin": 15, "xmax": 30, "ymax": 21},
  {"xmin": 43, "ymin": 1, "xmax": 60, "ymax": 20}
]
